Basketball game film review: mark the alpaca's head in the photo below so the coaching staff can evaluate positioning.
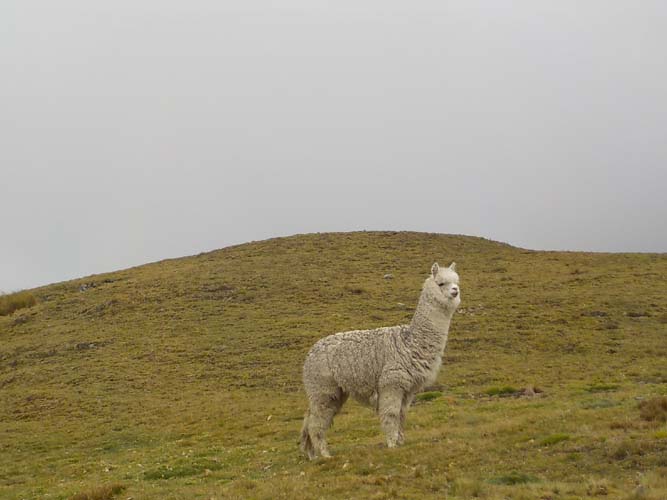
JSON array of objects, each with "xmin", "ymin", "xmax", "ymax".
[{"xmin": 427, "ymin": 262, "xmax": 461, "ymax": 310}]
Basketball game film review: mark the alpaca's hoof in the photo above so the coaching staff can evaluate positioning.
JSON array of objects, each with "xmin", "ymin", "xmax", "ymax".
[{"xmin": 396, "ymin": 433, "xmax": 405, "ymax": 446}]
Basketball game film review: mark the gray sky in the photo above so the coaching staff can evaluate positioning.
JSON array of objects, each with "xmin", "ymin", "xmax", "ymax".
[{"xmin": 2, "ymin": 1, "xmax": 666, "ymax": 292}]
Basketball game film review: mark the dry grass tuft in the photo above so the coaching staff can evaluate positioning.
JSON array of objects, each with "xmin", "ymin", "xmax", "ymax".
[
  {"xmin": 449, "ymin": 477, "xmax": 488, "ymax": 497},
  {"xmin": 610, "ymin": 419, "xmax": 638, "ymax": 431},
  {"xmin": 0, "ymin": 290, "xmax": 37, "ymax": 316},
  {"xmin": 70, "ymin": 483, "xmax": 125, "ymax": 500},
  {"xmin": 586, "ymin": 477, "xmax": 610, "ymax": 496},
  {"xmin": 639, "ymin": 397, "xmax": 667, "ymax": 423}
]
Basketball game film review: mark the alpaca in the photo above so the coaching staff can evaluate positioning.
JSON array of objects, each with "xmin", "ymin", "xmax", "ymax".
[{"xmin": 300, "ymin": 262, "xmax": 461, "ymax": 459}]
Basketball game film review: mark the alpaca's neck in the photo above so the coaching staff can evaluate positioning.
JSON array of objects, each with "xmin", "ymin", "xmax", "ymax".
[{"xmin": 408, "ymin": 289, "xmax": 455, "ymax": 354}]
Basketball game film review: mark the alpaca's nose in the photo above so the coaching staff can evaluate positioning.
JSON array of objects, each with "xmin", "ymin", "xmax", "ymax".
[{"xmin": 451, "ymin": 288, "xmax": 459, "ymax": 297}]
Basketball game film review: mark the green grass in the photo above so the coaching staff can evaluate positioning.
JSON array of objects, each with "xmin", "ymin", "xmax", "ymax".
[
  {"xmin": 415, "ymin": 391, "xmax": 442, "ymax": 402},
  {"xmin": 654, "ymin": 429, "xmax": 667, "ymax": 440},
  {"xmin": 539, "ymin": 433, "xmax": 570, "ymax": 446},
  {"xmin": 1, "ymin": 231, "xmax": 667, "ymax": 499},
  {"xmin": 484, "ymin": 385, "xmax": 522, "ymax": 397},
  {"xmin": 584, "ymin": 382, "xmax": 621, "ymax": 393},
  {"xmin": 143, "ymin": 458, "xmax": 224, "ymax": 480}
]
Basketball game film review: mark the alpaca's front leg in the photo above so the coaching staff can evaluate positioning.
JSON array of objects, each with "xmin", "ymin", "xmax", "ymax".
[
  {"xmin": 397, "ymin": 393, "xmax": 414, "ymax": 445},
  {"xmin": 378, "ymin": 388, "xmax": 403, "ymax": 448}
]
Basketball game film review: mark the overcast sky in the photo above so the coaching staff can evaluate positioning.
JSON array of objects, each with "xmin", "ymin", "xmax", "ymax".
[{"xmin": 2, "ymin": 1, "xmax": 666, "ymax": 291}]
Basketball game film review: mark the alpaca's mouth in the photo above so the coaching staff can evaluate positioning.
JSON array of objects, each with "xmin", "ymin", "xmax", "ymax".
[{"xmin": 451, "ymin": 291, "xmax": 459, "ymax": 298}]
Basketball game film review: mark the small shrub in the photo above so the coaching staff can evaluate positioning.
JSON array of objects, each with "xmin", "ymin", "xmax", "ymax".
[
  {"xmin": 0, "ymin": 291, "xmax": 37, "ymax": 316},
  {"xmin": 70, "ymin": 483, "xmax": 125, "ymax": 500},
  {"xmin": 609, "ymin": 420, "xmax": 637, "ymax": 430},
  {"xmin": 540, "ymin": 433, "xmax": 570, "ymax": 446},
  {"xmin": 488, "ymin": 471, "xmax": 538, "ymax": 485},
  {"xmin": 484, "ymin": 386, "xmax": 521, "ymax": 397},
  {"xmin": 639, "ymin": 396, "xmax": 667, "ymax": 423},
  {"xmin": 416, "ymin": 391, "xmax": 442, "ymax": 402},
  {"xmin": 235, "ymin": 479, "xmax": 257, "ymax": 490}
]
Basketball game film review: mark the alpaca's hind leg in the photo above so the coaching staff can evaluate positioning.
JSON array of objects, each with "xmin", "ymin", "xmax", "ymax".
[
  {"xmin": 308, "ymin": 406, "xmax": 334, "ymax": 458},
  {"xmin": 307, "ymin": 390, "xmax": 347, "ymax": 458},
  {"xmin": 397, "ymin": 393, "xmax": 414, "ymax": 446},
  {"xmin": 378, "ymin": 388, "xmax": 404, "ymax": 448},
  {"xmin": 300, "ymin": 412, "xmax": 316, "ymax": 460}
]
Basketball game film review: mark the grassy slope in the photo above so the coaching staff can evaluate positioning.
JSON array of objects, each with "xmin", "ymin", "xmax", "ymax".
[{"xmin": 1, "ymin": 231, "xmax": 666, "ymax": 499}]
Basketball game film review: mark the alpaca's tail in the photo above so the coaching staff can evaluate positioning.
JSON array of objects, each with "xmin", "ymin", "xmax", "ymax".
[{"xmin": 300, "ymin": 411, "xmax": 315, "ymax": 459}]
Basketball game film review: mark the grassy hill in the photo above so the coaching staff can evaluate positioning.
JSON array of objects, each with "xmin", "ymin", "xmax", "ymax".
[{"xmin": 1, "ymin": 231, "xmax": 666, "ymax": 499}]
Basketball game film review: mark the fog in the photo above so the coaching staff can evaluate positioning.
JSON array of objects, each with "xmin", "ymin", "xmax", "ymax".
[{"xmin": 2, "ymin": 1, "xmax": 666, "ymax": 291}]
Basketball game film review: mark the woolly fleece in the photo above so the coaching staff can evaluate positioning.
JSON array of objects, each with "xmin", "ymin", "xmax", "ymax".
[{"xmin": 300, "ymin": 262, "xmax": 461, "ymax": 459}]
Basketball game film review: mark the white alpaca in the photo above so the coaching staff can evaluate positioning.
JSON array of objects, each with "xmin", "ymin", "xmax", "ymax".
[{"xmin": 300, "ymin": 262, "xmax": 461, "ymax": 459}]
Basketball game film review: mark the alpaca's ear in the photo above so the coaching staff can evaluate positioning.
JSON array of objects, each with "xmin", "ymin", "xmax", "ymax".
[
  {"xmin": 449, "ymin": 262, "xmax": 457, "ymax": 271},
  {"xmin": 431, "ymin": 262, "xmax": 440, "ymax": 278}
]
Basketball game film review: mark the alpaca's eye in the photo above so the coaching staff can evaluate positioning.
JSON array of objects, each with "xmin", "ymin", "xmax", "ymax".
[{"xmin": 438, "ymin": 282, "xmax": 447, "ymax": 287}]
